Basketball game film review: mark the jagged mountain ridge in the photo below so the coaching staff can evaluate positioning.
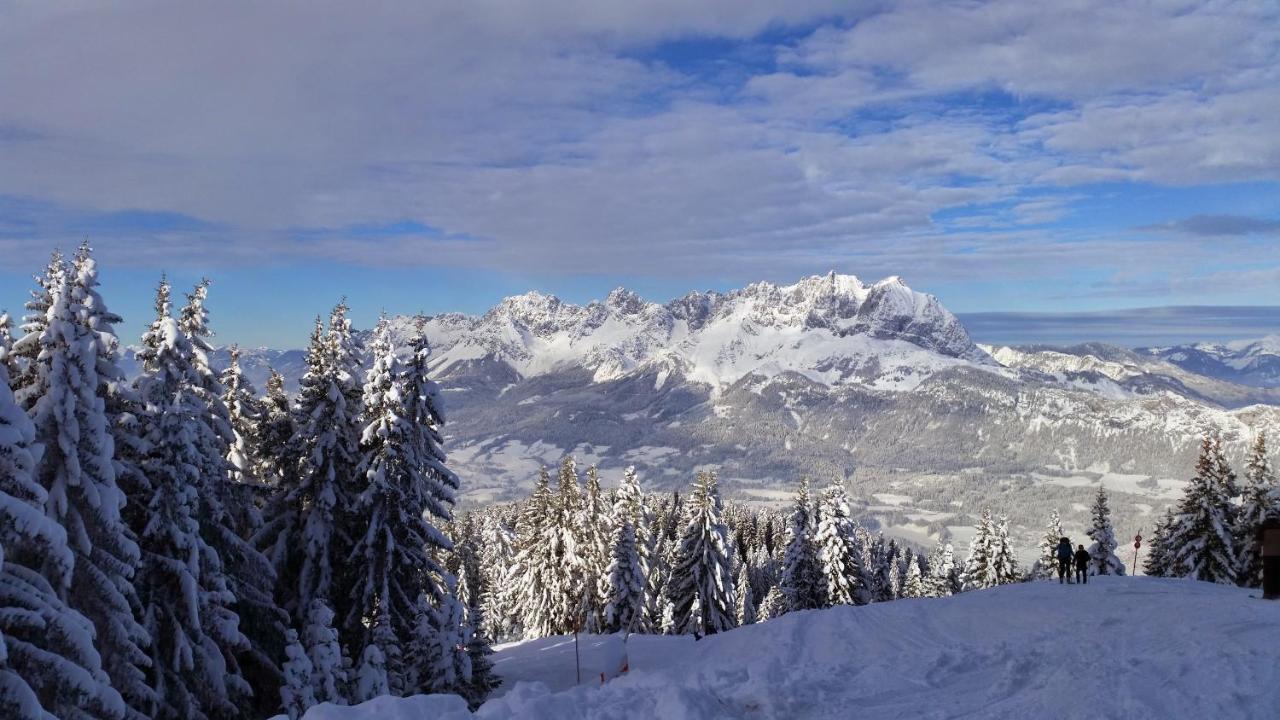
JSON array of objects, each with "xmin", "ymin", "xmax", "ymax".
[{"xmin": 393, "ymin": 272, "xmax": 994, "ymax": 391}]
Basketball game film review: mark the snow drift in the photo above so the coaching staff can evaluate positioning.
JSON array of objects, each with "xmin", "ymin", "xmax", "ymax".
[{"xmin": 299, "ymin": 577, "xmax": 1280, "ymax": 719}]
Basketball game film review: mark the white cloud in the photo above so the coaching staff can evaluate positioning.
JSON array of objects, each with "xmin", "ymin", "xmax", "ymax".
[{"xmin": 0, "ymin": 0, "xmax": 1276, "ymax": 288}]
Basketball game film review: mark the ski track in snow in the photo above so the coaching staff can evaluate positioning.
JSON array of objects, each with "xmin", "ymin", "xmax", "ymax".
[{"xmin": 300, "ymin": 577, "xmax": 1280, "ymax": 720}]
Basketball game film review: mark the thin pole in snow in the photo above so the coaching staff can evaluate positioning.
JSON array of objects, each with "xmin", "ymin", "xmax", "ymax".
[{"xmin": 574, "ymin": 629, "xmax": 581, "ymax": 685}]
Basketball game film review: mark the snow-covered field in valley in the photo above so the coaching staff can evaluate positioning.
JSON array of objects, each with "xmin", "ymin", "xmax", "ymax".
[{"xmin": 298, "ymin": 577, "xmax": 1280, "ymax": 719}]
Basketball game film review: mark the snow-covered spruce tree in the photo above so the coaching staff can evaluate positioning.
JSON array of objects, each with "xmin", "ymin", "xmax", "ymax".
[
  {"xmin": 279, "ymin": 629, "xmax": 316, "ymax": 720},
  {"xmin": 1163, "ymin": 434, "xmax": 1238, "ymax": 584},
  {"xmin": 868, "ymin": 534, "xmax": 895, "ymax": 603},
  {"xmin": 354, "ymin": 620, "xmax": 391, "ymax": 702},
  {"xmin": 987, "ymin": 515, "xmax": 1020, "ymax": 586},
  {"xmin": 1143, "ymin": 508, "xmax": 1176, "ymax": 578},
  {"xmin": 1237, "ymin": 432, "xmax": 1279, "ymax": 587},
  {"xmin": 256, "ymin": 369, "xmax": 296, "ymax": 486},
  {"xmin": 257, "ymin": 305, "xmax": 363, "ymax": 628},
  {"xmin": 780, "ymin": 479, "xmax": 823, "ymax": 612},
  {"xmin": 300, "ymin": 599, "xmax": 347, "ymax": 706},
  {"xmin": 454, "ymin": 570, "xmax": 499, "ymax": 708},
  {"xmin": 1032, "ymin": 509, "xmax": 1066, "ymax": 581},
  {"xmin": 895, "ymin": 548, "xmax": 913, "ymax": 597},
  {"xmin": 611, "ymin": 466, "xmax": 654, "ymax": 633},
  {"xmin": 758, "ymin": 585, "xmax": 786, "ymax": 621},
  {"xmin": 0, "ymin": 311, "xmax": 15, "ymax": 378},
  {"xmin": 735, "ymin": 564, "xmax": 756, "ymax": 626},
  {"xmin": 1086, "ymin": 486, "xmax": 1126, "ymax": 576},
  {"xmin": 9, "ymin": 250, "xmax": 66, "ymax": 411},
  {"xmin": 221, "ymin": 345, "xmax": 265, "ymax": 489},
  {"xmin": 18, "ymin": 246, "xmax": 155, "ymax": 718},
  {"xmin": 509, "ymin": 467, "xmax": 564, "ymax": 638},
  {"xmin": 815, "ymin": 484, "xmax": 865, "ymax": 607},
  {"xmin": 581, "ymin": 465, "xmax": 613, "ymax": 630},
  {"xmin": 410, "ymin": 589, "xmax": 464, "ymax": 701},
  {"xmin": 132, "ymin": 280, "xmax": 252, "ymax": 718},
  {"xmin": 345, "ymin": 318, "xmax": 459, "ymax": 695},
  {"xmin": 553, "ymin": 455, "xmax": 586, "ymax": 630},
  {"xmin": 478, "ymin": 516, "xmax": 517, "ymax": 642},
  {"xmin": 927, "ymin": 540, "xmax": 958, "ymax": 597},
  {"xmin": 1, "ymin": 359, "xmax": 125, "ymax": 719},
  {"xmin": 668, "ymin": 470, "xmax": 736, "ymax": 636},
  {"xmin": 603, "ymin": 519, "xmax": 646, "ymax": 633},
  {"xmin": 960, "ymin": 509, "xmax": 994, "ymax": 591},
  {"xmin": 902, "ymin": 558, "xmax": 925, "ymax": 598},
  {"xmin": 177, "ymin": 282, "xmax": 287, "ymax": 717}
]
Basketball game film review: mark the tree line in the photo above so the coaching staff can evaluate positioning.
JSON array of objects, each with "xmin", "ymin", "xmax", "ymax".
[
  {"xmin": 0, "ymin": 245, "xmax": 491, "ymax": 720},
  {"xmin": 450, "ymin": 429, "xmax": 1277, "ymax": 648}
]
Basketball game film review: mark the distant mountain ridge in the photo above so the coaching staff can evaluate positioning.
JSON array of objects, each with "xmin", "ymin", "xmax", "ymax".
[{"xmin": 1138, "ymin": 336, "xmax": 1280, "ymax": 389}]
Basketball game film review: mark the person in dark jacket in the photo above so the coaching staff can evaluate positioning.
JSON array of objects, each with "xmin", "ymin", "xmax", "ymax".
[
  {"xmin": 1055, "ymin": 537, "xmax": 1073, "ymax": 584},
  {"xmin": 1074, "ymin": 544, "xmax": 1091, "ymax": 584}
]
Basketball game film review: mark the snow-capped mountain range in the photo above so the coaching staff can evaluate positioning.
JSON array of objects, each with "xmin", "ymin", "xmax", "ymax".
[
  {"xmin": 402, "ymin": 272, "xmax": 990, "ymax": 391},
  {"xmin": 1138, "ymin": 336, "xmax": 1280, "ymax": 388},
  {"xmin": 143, "ymin": 273, "xmax": 1279, "ymax": 550}
]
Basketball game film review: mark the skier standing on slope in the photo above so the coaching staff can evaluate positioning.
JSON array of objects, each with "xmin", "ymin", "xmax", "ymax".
[
  {"xmin": 1074, "ymin": 544, "xmax": 1092, "ymax": 585},
  {"xmin": 1056, "ymin": 537, "xmax": 1073, "ymax": 584}
]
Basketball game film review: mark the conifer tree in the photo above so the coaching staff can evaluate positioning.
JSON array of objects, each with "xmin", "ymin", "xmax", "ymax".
[
  {"xmin": 902, "ymin": 558, "xmax": 925, "ymax": 598},
  {"xmin": 1, "ymin": 359, "xmax": 126, "ymax": 719},
  {"xmin": 132, "ymin": 280, "xmax": 252, "ymax": 719},
  {"xmin": 926, "ymin": 539, "xmax": 958, "ymax": 597},
  {"xmin": 780, "ymin": 479, "xmax": 822, "ymax": 611},
  {"xmin": 1033, "ymin": 509, "xmax": 1066, "ymax": 580},
  {"xmin": 1163, "ymin": 434, "xmax": 1238, "ymax": 584},
  {"xmin": 411, "ymin": 589, "xmax": 465, "ymax": 700},
  {"xmin": 1237, "ymin": 432, "xmax": 1278, "ymax": 587},
  {"xmin": 581, "ymin": 464, "xmax": 612, "ymax": 629},
  {"xmin": 612, "ymin": 466, "xmax": 656, "ymax": 632},
  {"xmin": 454, "ymin": 572, "xmax": 498, "ymax": 708},
  {"xmin": 258, "ymin": 304, "xmax": 363, "ymax": 627},
  {"xmin": 300, "ymin": 599, "xmax": 347, "ymax": 706},
  {"xmin": 10, "ymin": 250, "xmax": 65, "ymax": 411},
  {"xmin": 758, "ymin": 585, "xmax": 786, "ymax": 621},
  {"xmin": 735, "ymin": 564, "xmax": 756, "ymax": 626},
  {"xmin": 544, "ymin": 456, "xmax": 585, "ymax": 632},
  {"xmin": 987, "ymin": 514, "xmax": 1020, "ymax": 586},
  {"xmin": 221, "ymin": 345, "xmax": 264, "ymax": 488},
  {"xmin": 256, "ymin": 369, "xmax": 296, "ymax": 486},
  {"xmin": 603, "ymin": 520, "xmax": 646, "ymax": 633},
  {"xmin": 0, "ymin": 311, "xmax": 15, "ymax": 378},
  {"xmin": 814, "ymin": 484, "xmax": 865, "ymax": 607},
  {"xmin": 1086, "ymin": 486, "xmax": 1126, "ymax": 576},
  {"xmin": 19, "ymin": 246, "xmax": 155, "ymax": 718},
  {"xmin": 345, "ymin": 318, "xmax": 459, "ymax": 695},
  {"xmin": 477, "ymin": 516, "xmax": 517, "ymax": 642},
  {"xmin": 961, "ymin": 509, "xmax": 995, "ymax": 591},
  {"xmin": 1143, "ymin": 508, "xmax": 1177, "ymax": 578},
  {"xmin": 510, "ymin": 468, "xmax": 564, "ymax": 638},
  {"xmin": 668, "ymin": 470, "xmax": 735, "ymax": 636},
  {"xmin": 177, "ymin": 282, "xmax": 286, "ymax": 716},
  {"xmin": 354, "ymin": 634, "xmax": 390, "ymax": 702},
  {"xmin": 279, "ymin": 629, "xmax": 316, "ymax": 720},
  {"xmin": 868, "ymin": 534, "xmax": 895, "ymax": 602}
]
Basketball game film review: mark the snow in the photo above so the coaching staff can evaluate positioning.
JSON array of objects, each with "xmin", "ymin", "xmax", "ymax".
[{"xmin": 300, "ymin": 577, "xmax": 1280, "ymax": 719}]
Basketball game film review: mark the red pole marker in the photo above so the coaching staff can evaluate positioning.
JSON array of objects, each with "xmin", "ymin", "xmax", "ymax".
[{"xmin": 1133, "ymin": 533, "xmax": 1142, "ymax": 573}]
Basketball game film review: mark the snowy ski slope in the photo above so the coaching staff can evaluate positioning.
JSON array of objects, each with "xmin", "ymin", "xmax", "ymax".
[{"xmin": 297, "ymin": 577, "xmax": 1280, "ymax": 719}]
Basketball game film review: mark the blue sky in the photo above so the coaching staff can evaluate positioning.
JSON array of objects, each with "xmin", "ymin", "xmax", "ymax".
[{"xmin": 1, "ymin": 1, "xmax": 1277, "ymax": 348}]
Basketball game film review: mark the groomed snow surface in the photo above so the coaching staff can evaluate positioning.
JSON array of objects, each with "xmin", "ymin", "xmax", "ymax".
[{"xmin": 300, "ymin": 578, "xmax": 1279, "ymax": 719}]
